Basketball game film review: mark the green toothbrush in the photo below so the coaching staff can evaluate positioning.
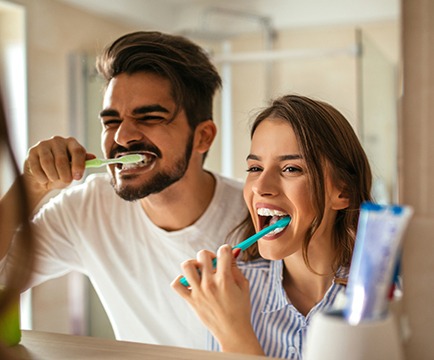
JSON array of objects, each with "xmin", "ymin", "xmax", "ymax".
[{"xmin": 85, "ymin": 154, "xmax": 145, "ymax": 168}]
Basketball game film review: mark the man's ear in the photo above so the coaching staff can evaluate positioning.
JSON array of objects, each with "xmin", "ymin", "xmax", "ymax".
[{"xmin": 193, "ymin": 120, "xmax": 217, "ymax": 154}]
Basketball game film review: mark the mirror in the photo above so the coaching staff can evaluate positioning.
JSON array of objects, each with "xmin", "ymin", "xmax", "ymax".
[{"xmin": 2, "ymin": 0, "xmax": 400, "ymax": 343}]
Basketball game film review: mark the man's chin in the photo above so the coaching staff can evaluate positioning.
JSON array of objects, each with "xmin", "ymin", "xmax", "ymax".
[
  {"xmin": 111, "ymin": 178, "xmax": 147, "ymax": 201},
  {"xmin": 111, "ymin": 181, "xmax": 170, "ymax": 201},
  {"xmin": 110, "ymin": 165, "xmax": 187, "ymax": 201},
  {"xmin": 112, "ymin": 186, "xmax": 139, "ymax": 201}
]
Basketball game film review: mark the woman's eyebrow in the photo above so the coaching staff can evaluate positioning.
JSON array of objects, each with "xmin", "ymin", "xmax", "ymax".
[
  {"xmin": 278, "ymin": 154, "xmax": 302, "ymax": 161},
  {"xmin": 246, "ymin": 154, "xmax": 302, "ymax": 161}
]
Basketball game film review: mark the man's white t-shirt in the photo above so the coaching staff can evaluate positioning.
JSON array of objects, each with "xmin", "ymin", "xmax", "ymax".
[{"xmin": 6, "ymin": 172, "xmax": 247, "ymax": 349}]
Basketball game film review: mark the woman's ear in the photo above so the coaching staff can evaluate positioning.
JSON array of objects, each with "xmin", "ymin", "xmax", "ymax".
[
  {"xmin": 331, "ymin": 186, "xmax": 350, "ymax": 211},
  {"xmin": 193, "ymin": 120, "xmax": 217, "ymax": 154}
]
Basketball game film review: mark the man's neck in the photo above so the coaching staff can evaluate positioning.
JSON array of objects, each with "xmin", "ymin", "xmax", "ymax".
[{"xmin": 139, "ymin": 170, "xmax": 216, "ymax": 231}]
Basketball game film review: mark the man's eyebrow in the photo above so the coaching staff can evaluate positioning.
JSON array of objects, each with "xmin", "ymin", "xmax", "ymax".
[
  {"xmin": 99, "ymin": 105, "xmax": 170, "ymax": 118},
  {"xmin": 132, "ymin": 105, "xmax": 170, "ymax": 116},
  {"xmin": 246, "ymin": 154, "xmax": 260, "ymax": 161},
  {"xmin": 246, "ymin": 154, "xmax": 302, "ymax": 161},
  {"xmin": 99, "ymin": 109, "xmax": 119, "ymax": 118}
]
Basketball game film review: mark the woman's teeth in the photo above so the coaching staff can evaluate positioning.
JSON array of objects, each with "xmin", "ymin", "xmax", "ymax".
[
  {"xmin": 257, "ymin": 208, "xmax": 289, "ymax": 236},
  {"xmin": 267, "ymin": 227, "xmax": 285, "ymax": 236},
  {"xmin": 257, "ymin": 208, "xmax": 287, "ymax": 217}
]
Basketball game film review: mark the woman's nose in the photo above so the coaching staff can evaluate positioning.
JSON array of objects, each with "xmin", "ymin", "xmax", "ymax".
[
  {"xmin": 252, "ymin": 171, "xmax": 280, "ymax": 197},
  {"xmin": 114, "ymin": 120, "xmax": 144, "ymax": 146}
]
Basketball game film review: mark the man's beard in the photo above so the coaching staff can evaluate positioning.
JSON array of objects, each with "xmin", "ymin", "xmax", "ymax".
[{"xmin": 112, "ymin": 133, "xmax": 194, "ymax": 201}]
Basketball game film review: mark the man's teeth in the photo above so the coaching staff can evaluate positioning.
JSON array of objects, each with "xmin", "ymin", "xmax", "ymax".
[{"xmin": 121, "ymin": 160, "xmax": 149, "ymax": 170}]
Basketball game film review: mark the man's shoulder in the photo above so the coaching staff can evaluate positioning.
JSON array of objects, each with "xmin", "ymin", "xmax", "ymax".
[
  {"xmin": 56, "ymin": 172, "xmax": 114, "ymax": 203},
  {"xmin": 73, "ymin": 172, "xmax": 112, "ymax": 192},
  {"xmin": 213, "ymin": 172, "xmax": 244, "ymax": 191},
  {"xmin": 211, "ymin": 173, "xmax": 245, "ymax": 211},
  {"xmin": 83, "ymin": 172, "xmax": 111, "ymax": 185}
]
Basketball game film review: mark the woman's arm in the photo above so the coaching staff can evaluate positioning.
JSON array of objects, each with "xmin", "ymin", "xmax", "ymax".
[{"xmin": 171, "ymin": 244, "xmax": 264, "ymax": 355}]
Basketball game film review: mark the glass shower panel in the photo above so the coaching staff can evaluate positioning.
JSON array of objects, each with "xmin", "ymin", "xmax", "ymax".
[{"xmin": 358, "ymin": 30, "xmax": 398, "ymax": 204}]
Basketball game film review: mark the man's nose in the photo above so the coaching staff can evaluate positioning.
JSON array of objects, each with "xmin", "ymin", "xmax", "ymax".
[{"xmin": 114, "ymin": 120, "xmax": 144, "ymax": 146}]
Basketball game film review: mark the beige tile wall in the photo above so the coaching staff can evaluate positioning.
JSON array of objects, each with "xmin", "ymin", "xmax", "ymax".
[{"xmin": 401, "ymin": 0, "xmax": 434, "ymax": 358}]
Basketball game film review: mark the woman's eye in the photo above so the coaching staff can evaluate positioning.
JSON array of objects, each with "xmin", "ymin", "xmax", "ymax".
[{"xmin": 283, "ymin": 166, "xmax": 302, "ymax": 173}]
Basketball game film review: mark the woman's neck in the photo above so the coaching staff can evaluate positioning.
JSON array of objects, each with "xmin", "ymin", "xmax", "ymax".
[{"xmin": 282, "ymin": 242, "xmax": 336, "ymax": 316}]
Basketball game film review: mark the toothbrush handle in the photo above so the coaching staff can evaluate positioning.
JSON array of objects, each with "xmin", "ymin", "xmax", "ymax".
[{"xmin": 85, "ymin": 159, "xmax": 105, "ymax": 168}]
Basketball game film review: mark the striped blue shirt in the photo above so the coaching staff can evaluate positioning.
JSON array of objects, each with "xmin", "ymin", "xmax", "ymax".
[{"xmin": 208, "ymin": 258, "xmax": 348, "ymax": 359}]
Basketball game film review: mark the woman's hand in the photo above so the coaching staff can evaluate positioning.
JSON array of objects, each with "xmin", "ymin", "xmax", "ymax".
[{"xmin": 171, "ymin": 244, "xmax": 264, "ymax": 355}]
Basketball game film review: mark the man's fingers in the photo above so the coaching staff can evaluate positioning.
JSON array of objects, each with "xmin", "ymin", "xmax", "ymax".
[
  {"xmin": 25, "ymin": 151, "xmax": 50, "ymax": 184},
  {"xmin": 67, "ymin": 139, "xmax": 88, "ymax": 180},
  {"xmin": 25, "ymin": 136, "xmax": 88, "ymax": 187}
]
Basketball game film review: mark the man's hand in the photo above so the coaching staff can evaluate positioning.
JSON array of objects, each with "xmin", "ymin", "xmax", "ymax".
[{"xmin": 23, "ymin": 136, "xmax": 94, "ymax": 208}]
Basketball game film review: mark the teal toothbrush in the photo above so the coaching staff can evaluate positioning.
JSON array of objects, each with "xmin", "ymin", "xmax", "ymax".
[
  {"xmin": 85, "ymin": 154, "xmax": 145, "ymax": 168},
  {"xmin": 180, "ymin": 216, "xmax": 291, "ymax": 287}
]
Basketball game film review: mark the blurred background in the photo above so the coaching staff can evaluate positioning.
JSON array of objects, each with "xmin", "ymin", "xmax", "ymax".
[{"xmin": 0, "ymin": 0, "xmax": 399, "ymax": 340}]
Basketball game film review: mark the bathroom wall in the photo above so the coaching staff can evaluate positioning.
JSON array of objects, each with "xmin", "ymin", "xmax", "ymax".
[{"xmin": 401, "ymin": 0, "xmax": 434, "ymax": 358}]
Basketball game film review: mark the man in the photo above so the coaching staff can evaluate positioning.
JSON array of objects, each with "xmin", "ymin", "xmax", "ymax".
[{"xmin": 0, "ymin": 31, "xmax": 248, "ymax": 349}]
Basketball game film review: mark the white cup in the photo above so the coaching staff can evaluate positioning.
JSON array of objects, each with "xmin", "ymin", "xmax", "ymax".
[{"xmin": 304, "ymin": 311, "xmax": 404, "ymax": 360}]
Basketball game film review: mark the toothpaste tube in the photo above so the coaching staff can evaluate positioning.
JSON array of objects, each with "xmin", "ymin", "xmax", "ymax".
[{"xmin": 344, "ymin": 202, "xmax": 413, "ymax": 325}]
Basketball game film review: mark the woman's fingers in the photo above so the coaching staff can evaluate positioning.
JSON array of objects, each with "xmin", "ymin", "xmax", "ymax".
[
  {"xmin": 180, "ymin": 258, "xmax": 204, "ymax": 289},
  {"xmin": 170, "ymin": 274, "xmax": 192, "ymax": 299},
  {"xmin": 196, "ymin": 249, "xmax": 217, "ymax": 284},
  {"xmin": 215, "ymin": 245, "xmax": 235, "ymax": 279},
  {"xmin": 171, "ymin": 245, "xmax": 253, "ymax": 346},
  {"xmin": 173, "ymin": 245, "xmax": 241, "ymax": 295}
]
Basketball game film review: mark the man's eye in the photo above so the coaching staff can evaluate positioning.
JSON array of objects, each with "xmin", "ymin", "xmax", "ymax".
[
  {"xmin": 138, "ymin": 116, "xmax": 167, "ymax": 124},
  {"xmin": 246, "ymin": 166, "xmax": 262, "ymax": 173},
  {"xmin": 102, "ymin": 119, "xmax": 121, "ymax": 128}
]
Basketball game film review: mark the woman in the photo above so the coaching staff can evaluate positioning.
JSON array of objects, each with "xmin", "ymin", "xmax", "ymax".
[
  {"xmin": 0, "ymin": 90, "xmax": 35, "ymax": 358},
  {"xmin": 172, "ymin": 94, "xmax": 372, "ymax": 359}
]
